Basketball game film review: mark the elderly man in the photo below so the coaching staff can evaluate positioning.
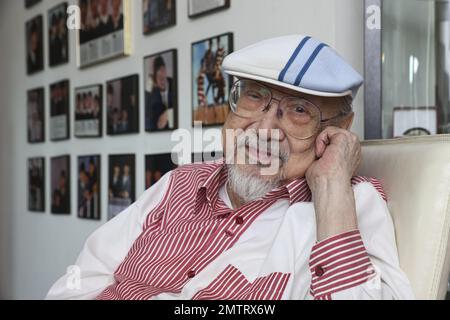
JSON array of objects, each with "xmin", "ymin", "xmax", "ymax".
[{"xmin": 47, "ymin": 35, "xmax": 414, "ymax": 300}]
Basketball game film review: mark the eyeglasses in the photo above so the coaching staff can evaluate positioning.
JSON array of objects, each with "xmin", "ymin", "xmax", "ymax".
[{"xmin": 229, "ymin": 79, "xmax": 348, "ymax": 140}]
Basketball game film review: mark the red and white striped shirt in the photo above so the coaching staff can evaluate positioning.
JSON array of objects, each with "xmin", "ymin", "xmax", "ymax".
[{"xmin": 46, "ymin": 161, "xmax": 414, "ymax": 300}]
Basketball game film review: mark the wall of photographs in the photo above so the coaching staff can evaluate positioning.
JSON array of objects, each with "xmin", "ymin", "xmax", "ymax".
[{"xmin": 0, "ymin": 0, "xmax": 365, "ymax": 298}]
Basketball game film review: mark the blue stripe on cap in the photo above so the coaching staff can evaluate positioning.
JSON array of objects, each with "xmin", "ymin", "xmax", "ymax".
[
  {"xmin": 294, "ymin": 43, "xmax": 328, "ymax": 86},
  {"xmin": 278, "ymin": 36, "xmax": 311, "ymax": 82}
]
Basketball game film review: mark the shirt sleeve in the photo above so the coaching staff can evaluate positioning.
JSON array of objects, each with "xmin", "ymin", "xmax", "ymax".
[
  {"xmin": 308, "ymin": 181, "xmax": 415, "ymax": 300},
  {"xmin": 45, "ymin": 171, "xmax": 172, "ymax": 300}
]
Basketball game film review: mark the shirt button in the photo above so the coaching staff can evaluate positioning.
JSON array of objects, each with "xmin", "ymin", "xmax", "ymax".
[
  {"xmin": 219, "ymin": 212, "xmax": 231, "ymax": 219},
  {"xmin": 187, "ymin": 270, "xmax": 196, "ymax": 278},
  {"xmin": 225, "ymin": 230, "xmax": 234, "ymax": 237},
  {"xmin": 315, "ymin": 266, "xmax": 325, "ymax": 277},
  {"xmin": 235, "ymin": 216, "xmax": 244, "ymax": 225}
]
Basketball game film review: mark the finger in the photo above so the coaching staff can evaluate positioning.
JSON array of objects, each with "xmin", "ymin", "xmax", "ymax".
[
  {"xmin": 315, "ymin": 126, "xmax": 344, "ymax": 158},
  {"xmin": 315, "ymin": 130, "xmax": 329, "ymax": 158}
]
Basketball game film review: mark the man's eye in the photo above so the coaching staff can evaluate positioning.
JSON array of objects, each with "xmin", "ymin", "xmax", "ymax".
[
  {"xmin": 245, "ymin": 90, "xmax": 262, "ymax": 100},
  {"xmin": 293, "ymin": 106, "xmax": 306, "ymax": 114}
]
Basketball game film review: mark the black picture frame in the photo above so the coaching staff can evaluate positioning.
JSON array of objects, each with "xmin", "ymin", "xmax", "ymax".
[
  {"xmin": 51, "ymin": 155, "xmax": 71, "ymax": 215},
  {"xmin": 48, "ymin": 2, "xmax": 69, "ymax": 67},
  {"xmin": 188, "ymin": 0, "xmax": 230, "ymax": 18},
  {"xmin": 28, "ymin": 157, "xmax": 45, "ymax": 212},
  {"xmin": 144, "ymin": 49, "xmax": 178, "ymax": 132},
  {"xmin": 106, "ymin": 74, "xmax": 140, "ymax": 136},
  {"xmin": 145, "ymin": 153, "xmax": 177, "ymax": 189},
  {"xmin": 26, "ymin": 15, "xmax": 44, "ymax": 75},
  {"xmin": 27, "ymin": 87, "xmax": 45, "ymax": 143},
  {"xmin": 78, "ymin": 154, "xmax": 101, "ymax": 220},
  {"xmin": 108, "ymin": 154, "xmax": 135, "ymax": 220},
  {"xmin": 191, "ymin": 32, "xmax": 233, "ymax": 127},
  {"xmin": 50, "ymin": 79, "xmax": 70, "ymax": 141},
  {"xmin": 143, "ymin": 0, "xmax": 177, "ymax": 35},
  {"xmin": 74, "ymin": 84, "xmax": 103, "ymax": 138}
]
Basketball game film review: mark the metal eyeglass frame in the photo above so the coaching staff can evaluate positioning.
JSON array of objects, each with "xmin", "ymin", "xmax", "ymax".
[{"xmin": 228, "ymin": 79, "xmax": 351, "ymax": 140}]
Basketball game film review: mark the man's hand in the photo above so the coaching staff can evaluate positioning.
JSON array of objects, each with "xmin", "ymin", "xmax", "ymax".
[
  {"xmin": 305, "ymin": 127, "xmax": 362, "ymax": 241},
  {"xmin": 306, "ymin": 126, "xmax": 361, "ymax": 190}
]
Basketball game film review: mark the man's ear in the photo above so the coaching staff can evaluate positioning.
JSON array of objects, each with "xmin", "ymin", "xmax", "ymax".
[{"xmin": 340, "ymin": 112, "xmax": 354, "ymax": 130}]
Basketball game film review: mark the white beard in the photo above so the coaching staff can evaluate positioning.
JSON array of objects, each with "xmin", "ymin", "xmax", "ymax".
[{"xmin": 226, "ymin": 164, "xmax": 282, "ymax": 204}]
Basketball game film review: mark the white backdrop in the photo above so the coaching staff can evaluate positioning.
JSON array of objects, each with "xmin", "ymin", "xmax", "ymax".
[{"xmin": 0, "ymin": 0, "xmax": 364, "ymax": 299}]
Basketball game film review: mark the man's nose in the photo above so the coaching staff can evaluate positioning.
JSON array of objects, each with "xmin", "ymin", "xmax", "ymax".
[{"xmin": 255, "ymin": 100, "xmax": 286, "ymax": 141}]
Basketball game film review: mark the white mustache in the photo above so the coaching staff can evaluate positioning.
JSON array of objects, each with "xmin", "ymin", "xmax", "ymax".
[{"xmin": 235, "ymin": 129, "xmax": 289, "ymax": 163}]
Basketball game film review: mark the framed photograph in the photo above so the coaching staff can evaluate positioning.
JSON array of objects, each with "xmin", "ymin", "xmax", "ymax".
[
  {"xmin": 108, "ymin": 154, "xmax": 135, "ymax": 220},
  {"xmin": 106, "ymin": 74, "xmax": 139, "ymax": 135},
  {"xmin": 50, "ymin": 80, "xmax": 70, "ymax": 141},
  {"xmin": 145, "ymin": 153, "xmax": 177, "ymax": 189},
  {"xmin": 51, "ymin": 155, "xmax": 71, "ymax": 215},
  {"xmin": 393, "ymin": 107, "xmax": 438, "ymax": 137},
  {"xmin": 188, "ymin": 0, "xmax": 230, "ymax": 18},
  {"xmin": 78, "ymin": 155, "xmax": 101, "ymax": 220},
  {"xmin": 48, "ymin": 3, "xmax": 69, "ymax": 67},
  {"xmin": 77, "ymin": 0, "xmax": 132, "ymax": 68},
  {"xmin": 28, "ymin": 157, "xmax": 45, "ymax": 212},
  {"xmin": 144, "ymin": 49, "xmax": 178, "ymax": 132},
  {"xmin": 25, "ymin": 0, "xmax": 42, "ymax": 8},
  {"xmin": 75, "ymin": 84, "xmax": 103, "ymax": 137},
  {"xmin": 143, "ymin": 0, "xmax": 176, "ymax": 35},
  {"xmin": 26, "ymin": 15, "xmax": 44, "ymax": 75},
  {"xmin": 27, "ymin": 87, "xmax": 45, "ymax": 143},
  {"xmin": 192, "ymin": 151, "xmax": 223, "ymax": 163},
  {"xmin": 192, "ymin": 33, "xmax": 232, "ymax": 126}
]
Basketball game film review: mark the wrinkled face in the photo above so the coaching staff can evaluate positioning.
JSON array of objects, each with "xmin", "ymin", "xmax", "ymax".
[{"xmin": 222, "ymin": 80, "xmax": 353, "ymax": 185}]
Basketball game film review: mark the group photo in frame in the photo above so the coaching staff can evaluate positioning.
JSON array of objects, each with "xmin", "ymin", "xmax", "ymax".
[
  {"xmin": 143, "ymin": 0, "xmax": 176, "ymax": 35},
  {"xmin": 192, "ymin": 32, "xmax": 233, "ymax": 126},
  {"xmin": 77, "ymin": 0, "xmax": 132, "ymax": 68},
  {"xmin": 106, "ymin": 74, "xmax": 139, "ymax": 135},
  {"xmin": 51, "ymin": 155, "xmax": 71, "ymax": 215},
  {"xmin": 26, "ymin": 15, "xmax": 44, "ymax": 75},
  {"xmin": 28, "ymin": 157, "xmax": 45, "ymax": 212},
  {"xmin": 108, "ymin": 154, "xmax": 135, "ymax": 220},
  {"xmin": 188, "ymin": 0, "xmax": 230, "ymax": 18},
  {"xmin": 50, "ymin": 80, "xmax": 70, "ymax": 141},
  {"xmin": 78, "ymin": 155, "xmax": 101, "ymax": 220},
  {"xmin": 144, "ymin": 49, "xmax": 178, "ymax": 132},
  {"xmin": 48, "ymin": 2, "xmax": 69, "ymax": 67},
  {"xmin": 145, "ymin": 153, "xmax": 177, "ymax": 189},
  {"xmin": 75, "ymin": 84, "xmax": 103, "ymax": 138},
  {"xmin": 27, "ymin": 87, "xmax": 45, "ymax": 143}
]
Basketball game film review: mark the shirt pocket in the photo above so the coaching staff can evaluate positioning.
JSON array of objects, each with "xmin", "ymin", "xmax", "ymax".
[{"xmin": 192, "ymin": 264, "xmax": 291, "ymax": 300}]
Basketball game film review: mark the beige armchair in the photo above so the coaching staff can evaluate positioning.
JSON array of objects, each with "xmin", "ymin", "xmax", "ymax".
[{"xmin": 358, "ymin": 134, "xmax": 450, "ymax": 299}]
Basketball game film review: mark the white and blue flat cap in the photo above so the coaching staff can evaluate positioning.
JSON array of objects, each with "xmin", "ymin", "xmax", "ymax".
[{"xmin": 222, "ymin": 35, "xmax": 364, "ymax": 98}]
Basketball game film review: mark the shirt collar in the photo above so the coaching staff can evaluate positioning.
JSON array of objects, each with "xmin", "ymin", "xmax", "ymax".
[{"xmin": 195, "ymin": 161, "xmax": 312, "ymax": 216}]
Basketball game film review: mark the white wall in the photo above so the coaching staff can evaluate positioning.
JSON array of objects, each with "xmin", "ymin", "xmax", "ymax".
[{"xmin": 0, "ymin": 0, "xmax": 364, "ymax": 299}]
